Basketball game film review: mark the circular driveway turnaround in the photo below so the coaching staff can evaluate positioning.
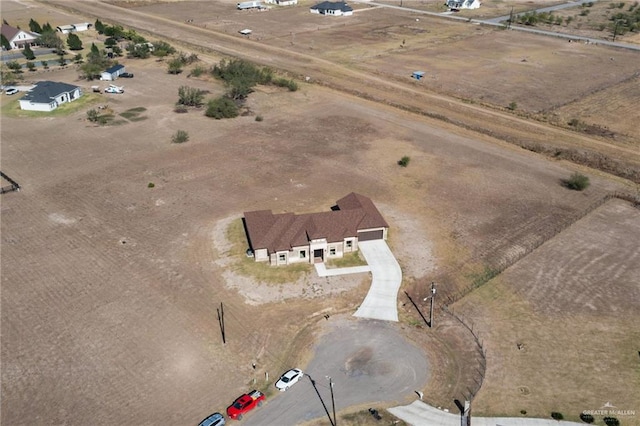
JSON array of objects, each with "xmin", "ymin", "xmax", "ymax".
[{"xmin": 244, "ymin": 316, "xmax": 429, "ymax": 426}]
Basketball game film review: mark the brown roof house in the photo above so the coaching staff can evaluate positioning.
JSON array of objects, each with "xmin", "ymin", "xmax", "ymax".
[
  {"xmin": 1, "ymin": 23, "xmax": 39, "ymax": 50},
  {"xmin": 243, "ymin": 193, "xmax": 388, "ymax": 266}
]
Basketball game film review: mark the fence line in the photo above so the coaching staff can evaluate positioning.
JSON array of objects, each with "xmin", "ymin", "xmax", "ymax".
[
  {"xmin": 443, "ymin": 191, "xmax": 639, "ymax": 306},
  {"xmin": 442, "ymin": 305, "xmax": 486, "ymax": 402},
  {"xmin": 436, "ymin": 191, "xmax": 639, "ymax": 402}
]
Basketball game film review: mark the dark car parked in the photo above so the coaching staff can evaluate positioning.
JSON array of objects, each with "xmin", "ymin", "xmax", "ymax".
[{"xmin": 120, "ymin": 72, "xmax": 134, "ymax": 78}]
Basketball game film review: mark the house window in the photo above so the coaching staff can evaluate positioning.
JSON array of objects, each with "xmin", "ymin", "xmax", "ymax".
[
  {"xmin": 300, "ymin": 250, "xmax": 306, "ymax": 259},
  {"xmin": 346, "ymin": 240, "xmax": 352, "ymax": 249},
  {"xmin": 329, "ymin": 248, "xmax": 336, "ymax": 256},
  {"xmin": 279, "ymin": 254, "xmax": 286, "ymax": 262}
]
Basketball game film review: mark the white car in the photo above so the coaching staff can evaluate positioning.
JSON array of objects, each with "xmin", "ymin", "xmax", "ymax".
[
  {"xmin": 4, "ymin": 87, "xmax": 18, "ymax": 95},
  {"xmin": 275, "ymin": 368, "xmax": 304, "ymax": 391}
]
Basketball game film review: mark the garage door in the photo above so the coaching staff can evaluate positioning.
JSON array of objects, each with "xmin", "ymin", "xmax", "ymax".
[{"xmin": 357, "ymin": 230, "xmax": 383, "ymax": 241}]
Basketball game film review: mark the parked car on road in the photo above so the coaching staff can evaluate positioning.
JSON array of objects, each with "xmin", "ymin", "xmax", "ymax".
[
  {"xmin": 198, "ymin": 412, "xmax": 225, "ymax": 426},
  {"xmin": 275, "ymin": 368, "xmax": 304, "ymax": 391},
  {"xmin": 226, "ymin": 390, "xmax": 265, "ymax": 420},
  {"xmin": 4, "ymin": 87, "xmax": 19, "ymax": 95},
  {"xmin": 120, "ymin": 72, "xmax": 134, "ymax": 78}
]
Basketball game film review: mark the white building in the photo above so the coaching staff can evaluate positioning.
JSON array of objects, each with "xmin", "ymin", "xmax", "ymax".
[{"xmin": 18, "ymin": 81, "xmax": 82, "ymax": 112}]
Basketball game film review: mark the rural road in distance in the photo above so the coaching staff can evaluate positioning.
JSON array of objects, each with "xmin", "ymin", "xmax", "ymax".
[{"xmin": 243, "ymin": 317, "xmax": 430, "ymax": 426}]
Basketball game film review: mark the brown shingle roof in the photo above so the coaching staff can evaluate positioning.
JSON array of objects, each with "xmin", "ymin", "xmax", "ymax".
[{"xmin": 244, "ymin": 193, "xmax": 387, "ymax": 253}]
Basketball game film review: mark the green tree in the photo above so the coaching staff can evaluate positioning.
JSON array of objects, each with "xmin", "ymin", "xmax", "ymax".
[
  {"xmin": 6, "ymin": 61, "xmax": 22, "ymax": 73},
  {"xmin": 103, "ymin": 25, "xmax": 125, "ymax": 39},
  {"xmin": 177, "ymin": 86, "xmax": 204, "ymax": 107},
  {"xmin": 29, "ymin": 18, "xmax": 42, "ymax": 34},
  {"xmin": 67, "ymin": 33, "xmax": 83, "ymax": 50},
  {"xmin": 127, "ymin": 42, "xmax": 151, "ymax": 59},
  {"xmin": 1, "ymin": 34, "xmax": 11, "ymax": 51},
  {"xmin": 104, "ymin": 37, "xmax": 118, "ymax": 49},
  {"xmin": 0, "ymin": 65, "xmax": 19, "ymax": 85},
  {"xmin": 37, "ymin": 31, "xmax": 64, "ymax": 51},
  {"xmin": 42, "ymin": 22, "xmax": 53, "ymax": 33},
  {"xmin": 94, "ymin": 19, "xmax": 105, "ymax": 34},
  {"xmin": 22, "ymin": 44, "xmax": 35, "ymax": 60},
  {"xmin": 26, "ymin": 61, "xmax": 36, "ymax": 71},
  {"xmin": 167, "ymin": 57, "xmax": 183, "ymax": 74},
  {"xmin": 152, "ymin": 41, "xmax": 175, "ymax": 57},
  {"xmin": 88, "ymin": 42, "xmax": 101, "ymax": 60},
  {"xmin": 87, "ymin": 109, "xmax": 99, "ymax": 122},
  {"xmin": 58, "ymin": 54, "xmax": 66, "ymax": 66},
  {"xmin": 41, "ymin": 60, "xmax": 48, "ymax": 69},
  {"xmin": 205, "ymin": 97, "xmax": 239, "ymax": 119},
  {"xmin": 73, "ymin": 53, "xmax": 83, "ymax": 63}
]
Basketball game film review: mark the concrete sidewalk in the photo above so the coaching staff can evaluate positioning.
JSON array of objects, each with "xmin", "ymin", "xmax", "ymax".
[
  {"xmin": 314, "ymin": 262, "xmax": 370, "ymax": 277},
  {"xmin": 389, "ymin": 401, "xmax": 584, "ymax": 426}
]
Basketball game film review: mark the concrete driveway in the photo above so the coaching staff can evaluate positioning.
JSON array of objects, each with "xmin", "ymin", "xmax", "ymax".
[{"xmin": 353, "ymin": 240, "xmax": 402, "ymax": 322}]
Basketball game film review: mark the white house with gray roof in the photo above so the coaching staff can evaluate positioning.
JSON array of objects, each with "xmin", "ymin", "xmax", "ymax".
[
  {"xmin": 310, "ymin": 1, "xmax": 353, "ymax": 16},
  {"xmin": 18, "ymin": 81, "xmax": 82, "ymax": 112}
]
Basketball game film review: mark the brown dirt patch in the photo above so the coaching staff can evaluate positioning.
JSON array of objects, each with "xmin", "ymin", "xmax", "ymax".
[{"xmin": 2, "ymin": 1, "xmax": 639, "ymax": 425}]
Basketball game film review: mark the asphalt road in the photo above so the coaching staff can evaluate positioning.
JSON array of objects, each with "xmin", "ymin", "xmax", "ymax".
[{"xmin": 243, "ymin": 316, "xmax": 430, "ymax": 426}]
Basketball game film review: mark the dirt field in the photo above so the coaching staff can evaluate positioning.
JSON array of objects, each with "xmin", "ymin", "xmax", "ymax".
[
  {"xmin": 1, "ymin": 0, "xmax": 639, "ymax": 425},
  {"xmin": 453, "ymin": 198, "xmax": 640, "ymax": 423}
]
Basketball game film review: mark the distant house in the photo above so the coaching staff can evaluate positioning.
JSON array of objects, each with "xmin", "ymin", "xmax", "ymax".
[
  {"xmin": 310, "ymin": 1, "xmax": 353, "ymax": 16},
  {"xmin": 100, "ymin": 64, "xmax": 126, "ymax": 81},
  {"xmin": 446, "ymin": 0, "xmax": 480, "ymax": 10},
  {"xmin": 0, "ymin": 23, "xmax": 39, "ymax": 50},
  {"xmin": 18, "ymin": 81, "xmax": 82, "ymax": 112},
  {"xmin": 243, "ymin": 193, "xmax": 388, "ymax": 266},
  {"xmin": 265, "ymin": 0, "xmax": 297, "ymax": 5}
]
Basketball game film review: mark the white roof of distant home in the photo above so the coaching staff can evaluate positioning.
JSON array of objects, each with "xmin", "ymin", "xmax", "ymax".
[{"xmin": 239, "ymin": 29, "xmax": 252, "ymax": 35}]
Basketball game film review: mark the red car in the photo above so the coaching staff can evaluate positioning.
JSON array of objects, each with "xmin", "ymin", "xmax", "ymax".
[{"xmin": 226, "ymin": 390, "xmax": 265, "ymax": 420}]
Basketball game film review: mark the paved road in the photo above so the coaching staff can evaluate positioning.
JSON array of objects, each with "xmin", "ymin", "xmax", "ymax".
[
  {"xmin": 483, "ymin": 0, "xmax": 600, "ymax": 24},
  {"xmin": 351, "ymin": 0, "xmax": 640, "ymax": 51},
  {"xmin": 243, "ymin": 317, "xmax": 429, "ymax": 426}
]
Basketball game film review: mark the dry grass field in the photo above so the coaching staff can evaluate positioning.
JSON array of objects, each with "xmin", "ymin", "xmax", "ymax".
[{"xmin": 1, "ymin": 0, "xmax": 639, "ymax": 425}]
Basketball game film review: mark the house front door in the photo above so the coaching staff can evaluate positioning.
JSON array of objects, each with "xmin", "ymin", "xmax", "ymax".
[{"xmin": 313, "ymin": 249, "xmax": 323, "ymax": 263}]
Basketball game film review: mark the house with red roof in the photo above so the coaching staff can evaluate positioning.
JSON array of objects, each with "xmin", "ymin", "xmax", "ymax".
[{"xmin": 243, "ymin": 193, "xmax": 388, "ymax": 265}]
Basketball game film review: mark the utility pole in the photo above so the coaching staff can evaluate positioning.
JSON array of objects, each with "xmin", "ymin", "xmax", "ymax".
[
  {"xmin": 327, "ymin": 376, "xmax": 337, "ymax": 426},
  {"xmin": 429, "ymin": 282, "xmax": 436, "ymax": 328},
  {"xmin": 309, "ymin": 376, "xmax": 335, "ymax": 426},
  {"xmin": 509, "ymin": 7, "xmax": 515, "ymax": 29},
  {"xmin": 613, "ymin": 20, "xmax": 621, "ymax": 42}
]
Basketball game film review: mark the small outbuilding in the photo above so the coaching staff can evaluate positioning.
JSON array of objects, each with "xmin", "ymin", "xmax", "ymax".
[
  {"xmin": 18, "ymin": 81, "xmax": 82, "ymax": 112},
  {"xmin": 100, "ymin": 64, "xmax": 126, "ymax": 81},
  {"xmin": 446, "ymin": 0, "xmax": 480, "ymax": 10},
  {"xmin": 310, "ymin": 1, "xmax": 353, "ymax": 16}
]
